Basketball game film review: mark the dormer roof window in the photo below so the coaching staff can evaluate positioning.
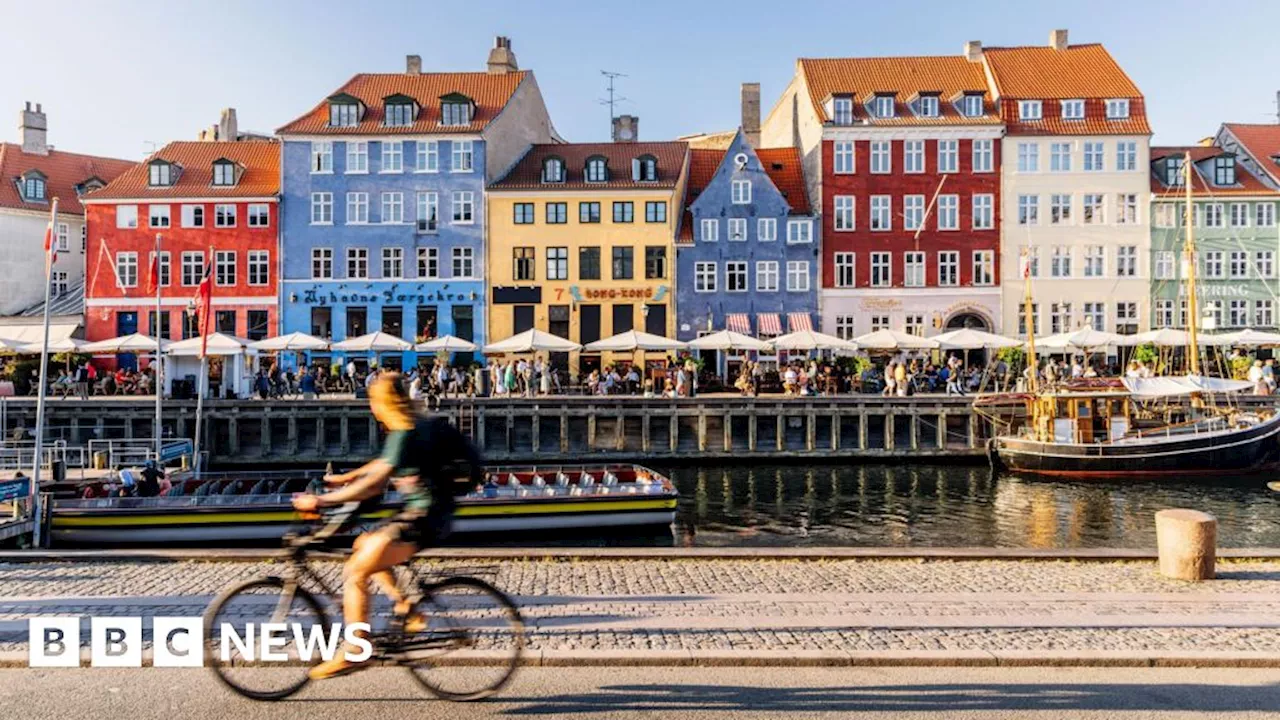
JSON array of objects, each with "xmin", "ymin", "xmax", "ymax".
[
  {"xmin": 541, "ymin": 156, "xmax": 564, "ymax": 183},
  {"xmin": 960, "ymin": 93, "xmax": 984, "ymax": 118},
  {"xmin": 1165, "ymin": 157, "xmax": 1185, "ymax": 187},
  {"xmin": 328, "ymin": 93, "xmax": 362, "ymax": 127},
  {"xmin": 439, "ymin": 93, "xmax": 474, "ymax": 126},
  {"xmin": 831, "ymin": 95, "xmax": 854, "ymax": 126},
  {"xmin": 871, "ymin": 94, "xmax": 896, "ymax": 119},
  {"xmin": 1061, "ymin": 99, "xmax": 1085, "ymax": 120},
  {"xmin": 1214, "ymin": 155, "xmax": 1236, "ymax": 186},
  {"xmin": 914, "ymin": 93, "xmax": 940, "ymax": 118},
  {"xmin": 212, "ymin": 158, "xmax": 238, "ymax": 187},
  {"xmin": 1106, "ymin": 98, "xmax": 1130, "ymax": 119},
  {"xmin": 76, "ymin": 176, "xmax": 105, "ymax": 197},
  {"xmin": 148, "ymin": 160, "xmax": 175, "ymax": 187},
  {"xmin": 633, "ymin": 154, "xmax": 657, "ymax": 182},
  {"xmin": 20, "ymin": 171, "xmax": 45, "ymax": 201},
  {"xmin": 1018, "ymin": 100, "xmax": 1043, "ymax": 121},
  {"xmin": 585, "ymin": 156, "xmax": 608, "ymax": 183},
  {"xmin": 383, "ymin": 94, "xmax": 417, "ymax": 127}
]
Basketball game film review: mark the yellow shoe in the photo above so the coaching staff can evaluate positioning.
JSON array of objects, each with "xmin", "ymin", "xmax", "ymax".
[
  {"xmin": 309, "ymin": 654, "xmax": 366, "ymax": 681},
  {"xmin": 394, "ymin": 601, "xmax": 428, "ymax": 634}
]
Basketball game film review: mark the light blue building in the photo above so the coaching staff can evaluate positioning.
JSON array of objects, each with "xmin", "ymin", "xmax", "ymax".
[{"xmin": 276, "ymin": 39, "xmax": 558, "ymax": 370}]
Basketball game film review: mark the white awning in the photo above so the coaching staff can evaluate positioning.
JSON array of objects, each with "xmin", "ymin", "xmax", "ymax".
[
  {"xmin": 582, "ymin": 330, "xmax": 685, "ymax": 352},
  {"xmin": 0, "ymin": 322, "xmax": 80, "ymax": 345}
]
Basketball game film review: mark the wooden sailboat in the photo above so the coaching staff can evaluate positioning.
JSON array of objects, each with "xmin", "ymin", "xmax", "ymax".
[{"xmin": 985, "ymin": 152, "xmax": 1280, "ymax": 478}]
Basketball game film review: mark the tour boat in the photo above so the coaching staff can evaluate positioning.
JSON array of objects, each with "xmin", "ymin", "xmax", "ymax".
[{"xmin": 48, "ymin": 465, "xmax": 677, "ymax": 544}]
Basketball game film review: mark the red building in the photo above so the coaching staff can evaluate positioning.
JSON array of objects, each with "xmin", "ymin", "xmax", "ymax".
[
  {"xmin": 83, "ymin": 140, "xmax": 279, "ymax": 366},
  {"xmin": 763, "ymin": 52, "xmax": 1004, "ymax": 338}
]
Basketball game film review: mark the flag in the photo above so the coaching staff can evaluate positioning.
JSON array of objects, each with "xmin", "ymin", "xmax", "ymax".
[
  {"xmin": 1019, "ymin": 247, "xmax": 1031, "ymax": 279},
  {"xmin": 146, "ymin": 252, "xmax": 160, "ymax": 295},
  {"xmin": 190, "ymin": 249, "xmax": 214, "ymax": 358},
  {"xmin": 43, "ymin": 218, "xmax": 57, "ymax": 275}
]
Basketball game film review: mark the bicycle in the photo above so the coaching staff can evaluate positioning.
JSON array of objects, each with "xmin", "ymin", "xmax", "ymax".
[{"xmin": 203, "ymin": 501, "xmax": 524, "ymax": 702}]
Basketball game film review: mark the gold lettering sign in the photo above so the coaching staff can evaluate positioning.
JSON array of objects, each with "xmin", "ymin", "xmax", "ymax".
[{"xmin": 860, "ymin": 298, "xmax": 903, "ymax": 311}]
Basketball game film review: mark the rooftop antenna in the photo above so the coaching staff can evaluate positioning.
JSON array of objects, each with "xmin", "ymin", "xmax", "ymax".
[
  {"xmin": 143, "ymin": 141, "xmax": 159, "ymax": 155},
  {"xmin": 599, "ymin": 70, "xmax": 628, "ymax": 135},
  {"xmin": 1274, "ymin": 91, "xmax": 1280, "ymax": 124}
]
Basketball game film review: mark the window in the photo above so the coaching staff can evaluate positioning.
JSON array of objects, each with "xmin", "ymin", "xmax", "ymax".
[
  {"xmin": 1204, "ymin": 203, "xmax": 1224, "ymax": 228},
  {"xmin": 378, "ymin": 247, "xmax": 402, "ymax": 279},
  {"xmin": 536, "ymin": 246, "xmax": 566, "ymax": 281},
  {"xmin": 938, "ymin": 251, "xmax": 959, "ymax": 286},
  {"xmin": 451, "ymin": 141, "xmax": 474, "ymax": 172},
  {"xmin": 1154, "ymin": 204, "xmax": 1176, "ymax": 228},
  {"xmin": 416, "ymin": 192, "xmax": 438, "ymax": 232},
  {"xmin": 1116, "ymin": 194, "xmax": 1138, "ymax": 224},
  {"xmin": 1116, "ymin": 246, "xmax": 1137, "ymax": 277},
  {"xmin": 1211, "ymin": 156, "xmax": 1236, "ymax": 186},
  {"xmin": 541, "ymin": 157, "xmax": 564, "ymax": 183},
  {"xmin": 1204, "ymin": 250, "xmax": 1225, "ymax": 278},
  {"xmin": 1229, "ymin": 299, "xmax": 1249, "ymax": 327},
  {"xmin": 215, "ymin": 250, "xmax": 236, "ymax": 286},
  {"xmin": 904, "ymin": 251, "xmax": 925, "ymax": 287},
  {"xmin": 1258, "ymin": 203, "xmax": 1276, "ymax": 227},
  {"xmin": 1105, "ymin": 98, "xmax": 1130, "ymax": 119},
  {"xmin": 1155, "ymin": 300, "xmax": 1175, "ymax": 329},
  {"xmin": 346, "ymin": 192, "xmax": 369, "ymax": 224},
  {"xmin": 547, "ymin": 202, "xmax": 568, "ymax": 224},
  {"xmin": 645, "ymin": 201, "xmax": 667, "ymax": 223},
  {"xmin": 585, "ymin": 157, "xmax": 608, "ymax": 183},
  {"xmin": 417, "ymin": 247, "xmax": 438, "ymax": 279},
  {"xmin": 937, "ymin": 195, "xmax": 958, "ymax": 230},
  {"xmin": 1021, "ymin": 245, "xmax": 1040, "ymax": 278},
  {"xmin": 833, "ymin": 97, "xmax": 853, "ymax": 125},
  {"xmin": 904, "ymin": 195, "xmax": 925, "ymax": 231},
  {"xmin": 1082, "ymin": 141, "xmax": 1105, "ymax": 171},
  {"xmin": 786, "ymin": 261, "xmax": 810, "ymax": 292},
  {"xmin": 312, "ymin": 248, "xmax": 333, "ymax": 279},
  {"xmin": 310, "ymin": 193, "xmax": 332, "ymax": 224},
  {"xmin": 1017, "ymin": 194, "xmax": 1039, "ymax": 225},
  {"xmin": 937, "ymin": 140, "xmax": 958, "ymax": 173},
  {"xmin": 1082, "ymin": 194, "xmax": 1105, "ymax": 224},
  {"xmin": 787, "ymin": 219, "xmax": 812, "ymax": 244},
  {"xmin": 725, "ymin": 261, "xmax": 748, "ymax": 292},
  {"xmin": 1227, "ymin": 250, "xmax": 1249, "ymax": 279},
  {"xmin": 23, "ymin": 175, "xmax": 45, "ymax": 200},
  {"xmin": 1166, "ymin": 157, "xmax": 1185, "ymax": 186},
  {"xmin": 904, "ymin": 140, "xmax": 924, "ymax": 173},
  {"xmin": 1061, "ymin": 99, "xmax": 1084, "ymax": 120},
  {"xmin": 116, "ymin": 252, "xmax": 138, "ymax": 288},
  {"xmin": 834, "ymin": 253, "xmax": 855, "ymax": 288},
  {"xmin": 1230, "ymin": 203, "xmax": 1250, "ymax": 228},
  {"xmin": 1116, "ymin": 302, "xmax": 1138, "ymax": 334},
  {"xmin": 1204, "ymin": 300, "xmax": 1224, "ymax": 330},
  {"xmin": 612, "ymin": 246, "xmax": 634, "ymax": 279},
  {"xmin": 247, "ymin": 204, "xmax": 269, "ymax": 227},
  {"xmin": 578, "ymin": 247, "xmax": 601, "ymax": 280},
  {"xmin": 1050, "ymin": 194, "xmax": 1072, "ymax": 224},
  {"xmin": 117, "ymin": 205, "xmax": 138, "ymax": 229},
  {"xmin": 612, "ymin": 201, "xmax": 634, "ymax": 223},
  {"xmin": 1051, "ymin": 246, "xmax": 1072, "ymax": 278},
  {"xmin": 44, "ymin": 270, "xmax": 62, "ymax": 297},
  {"xmin": 329, "ymin": 102, "xmax": 359, "ymax": 127},
  {"xmin": 384, "ymin": 101, "xmax": 414, "ymax": 127},
  {"xmin": 513, "ymin": 203, "xmax": 535, "ymax": 224},
  {"xmin": 416, "ymin": 141, "xmax": 438, "ymax": 172},
  {"xmin": 346, "ymin": 248, "xmax": 368, "ymax": 279},
  {"xmin": 972, "ymin": 139, "xmax": 993, "ymax": 173},
  {"xmin": 215, "ymin": 204, "xmax": 236, "ymax": 227},
  {"xmin": 181, "ymin": 251, "xmax": 204, "ymax": 286},
  {"xmin": 917, "ymin": 95, "xmax": 939, "ymax": 118},
  {"xmin": 579, "ymin": 202, "xmax": 601, "ymax": 223},
  {"xmin": 872, "ymin": 95, "xmax": 895, "ymax": 119},
  {"xmin": 1256, "ymin": 300, "xmax": 1275, "ymax": 328},
  {"xmin": 870, "ymin": 195, "xmax": 891, "ymax": 231},
  {"xmin": 311, "ymin": 142, "xmax": 332, "ymax": 173},
  {"xmin": 973, "ymin": 250, "xmax": 994, "ymax": 286},
  {"xmin": 644, "ymin": 246, "xmax": 666, "ymax": 279},
  {"xmin": 871, "ymin": 315, "xmax": 890, "ymax": 332},
  {"xmin": 1050, "ymin": 142, "xmax": 1072, "ymax": 172},
  {"xmin": 513, "ymin": 247, "xmax": 535, "ymax": 281},
  {"xmin": 1084, "ymin": 245, "xmax": 1104, "ymax": 277},
  {"xmin": 212, "ymin": 161, "xmax": 236, "ymax": 186},
  {"xmin": 149, "ymin": 251, "xmax": 170, "ymax": 287},
  {"xmin": 962, "ymin": 93, "xmax": 984, "ymax": 118},
  {"xmin": 452, "ymin": 248, "xmax": 474, "ymax": 278},
  {"xmin": 1051, "ymin": 302, "xmax": 1073, "ymax": 334},
  {"xmin": 833, "ymin": 141, "xmax": 855, "ymax": 174},
  {"xmin": 1083, "ymin": 302, "xmax": 1106, "ymax": 331},
  {"xmin": 1256, "ymin": 251, "xmax": 1274, "ymax": 279},
  {"xmin": 346, "ymin": 142, "xmax": 368, "ymax": 173},
  {"xmin": 148, "ymin": 204, "xmax": 170, "ymax": 228},
  {"xmin": 694, "ymin": 262, "xmax": 716, "ymax": 292},
  {"xmin": 148, "ymin": 162, "xmax": 172, "ymax": 186},
  {"xmin": 380, "ymin": 192, "xmax": 403, "ymax": 224},
  {"xmin": 1016, "ymin": 142, "xmax": 1039, "ymax": 173},
  {"xmin": 451, "ymin": 191, "xmax": 474, "ymax": 224},
  {"xmin": 1116, "ymin": 141, "xmax": 1137, "ymax": 171},
  {"xmin": 834, "ymin": 195, "xmax": 855, "ymax": 231},
  {"xmin": 700, "ymin": 218, "xmax": 719, "ymax": 242},
  {"xmin": 731, "ymin": 180, "xmax": 752, "ymax": 204},
  {"xmin": 379, "ymin": 141, "xmax": 403, "ymax": 173},
  {"xmin": 1155, "ymin": 251, "xmax": 1175, "ymax": 280},
  {"xmin": 728, "ymin": 218, "xmax": 747, "ymax": 241},
  {"xmin": 180, "ymin": 204, "xmax": 203, "ymax": 228},
  {"xmin": 1019, "ymin": 100, "xmax": 1042, "ymax": 120},
  {"xmin": 870, "ymin": 141, "xmax": 891, "ymax": 173},
  {"xmin": 248, "ymin": 250, "xmax": 268, "ymax": 286},
  {"xmin": 870, "ymin": 252, "xmax": 891, "ymax": 287},
  {"xmin": 758, "ymin": 217, "xmax": 776, "ymax": 242}
]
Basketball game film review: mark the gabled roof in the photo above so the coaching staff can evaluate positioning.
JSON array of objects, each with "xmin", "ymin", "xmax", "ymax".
[
  {"xmin": 0, "ymin": 143, "xmax": 134, "ymax": 215},
  {"xmin": 278, "ymin": 71, "xmax": 527, "ymax": 136},
  {"xmin": 490, "ymin": 142, "xmax": 687, "ymax": 190},
  {"xmin": 797, "ymin": 56, "xmax": 997, "ymax": 126},
  {"xmin": 1222, "ymin": 123, "xmax": 1280, "ymax": 185},
  {"xmin": 86, "ymin": 140, "xmax": 279, "ymax": 201},
  {"xmin": 677, "ymin": 143, "xmax": 810, "ymax": 241},
  {"xmin": 1149, "ymin": 145, "xmax": 1278, "ymax": 197}
]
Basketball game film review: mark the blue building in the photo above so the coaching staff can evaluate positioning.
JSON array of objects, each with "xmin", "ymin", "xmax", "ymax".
[
  {"xmin": 276, "ymin": 38, "xmax": 558, "ymax": 371},
  {"xmin": 676, "ymin": 130, "xmax": 818, "ymax": 367}
]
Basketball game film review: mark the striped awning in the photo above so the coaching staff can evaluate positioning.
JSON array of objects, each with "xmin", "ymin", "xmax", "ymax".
[
  {"xmin": 758, "ymin": 313, "xmax": 782, "ymax": 336},
  {"xmin": 725, "ymin": 313, "xmax": 751, "ymax": 335},
  {"xmin": 788, "ymin": 312, "xmax": 814, "ymax": 332}
]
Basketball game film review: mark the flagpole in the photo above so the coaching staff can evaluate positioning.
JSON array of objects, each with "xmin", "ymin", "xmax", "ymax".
[
  {"xmin": 31, "ymin": 198, "xmax": 59, "ymax": 547},
  {"xmin": 193, "ymin": 356, "xmax": 207, "ymax": 477},
  {"xmin": 191, "ymin": 245, "xmax": 213, "ymax": 478},
  {"xmin": 153, "ymin": 233, "xmax": 163, "ymax": 464}
]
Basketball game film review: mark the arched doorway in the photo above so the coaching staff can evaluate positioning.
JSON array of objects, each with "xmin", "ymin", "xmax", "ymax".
[{"xmin": 945, "ymin": 312, "xmax": 990, "ymax": 331}]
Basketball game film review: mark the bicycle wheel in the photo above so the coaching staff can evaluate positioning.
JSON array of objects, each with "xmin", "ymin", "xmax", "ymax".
[
  {"xmin": 398, "ymin": 576, "xmax": 524, "ymax": 701},
  {"xmin": 203, "ymin": 577, "xmax": 329, "ymax": 701}
]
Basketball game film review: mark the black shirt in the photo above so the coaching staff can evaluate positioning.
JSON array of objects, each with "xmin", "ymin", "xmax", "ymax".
[{"xmin": 385, "ymin": 418, "xmax": 483, "ymax": 514}]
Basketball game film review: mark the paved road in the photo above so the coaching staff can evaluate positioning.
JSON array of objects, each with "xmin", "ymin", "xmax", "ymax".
[{"xmin": 1, "ymin": 667, "xmax": 1278, "ymax": 719}]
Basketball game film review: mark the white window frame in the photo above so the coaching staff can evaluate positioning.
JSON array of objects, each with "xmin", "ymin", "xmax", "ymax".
[
  {"xmin": 1050, "ymin": 142, "xmax": 1072, "ymax": 172},
  {"xmin": 1061, "ymin": 99, "xmax": 1084, "ymax": 120},
  {"xmin": 834, "ymin": 195, "xmax": 855, "ymax": 231},
  {"xmin": 694, "ymin": 261, "xmax": 717, "ymax": 293},
  {"xmin": 311, "ymin": 248, "xmax": 333, "ymax": 279},
  {"xmin": 938, "ymin": 251, "xmax": 959, "ymax": 287},
  {"xmin": 870, "ymin": 141, "xmax": 891, "ymax": 174},
  {"xmin": 700, "ymin": 218, "xmax": 719, "ymax": 242},
  {"xmin": 116, "ymin": 252, "xmax": 138, "ymax": 288},
  {"xmin": 1017, "ymin": 142, "xmax": 1039, "ymax": 173},
  {"xmin": 1018, "ymin": 194, "xmax": 1039, "ymax": 225},
  {"xmin": 786, "ymin": 219, "xmax": 812, "ymax": 244},
  {"xmin": 148, "ymin": 204, "xmax": 170, "ymax": 228},
  {"xmin": 452, "ymin": 247, "xmax": 475, "ymax": 279},
  {"xmin": 1018, "ymin": 100, "xmax": 1043, "ymax": 120},
  {"xmin": 180, "ymin": 204, "xmax": 203, "ymax": 228},
  {"xmin": 972, "ymin": 139, "xmax": 993, "ymax": 173},
  {"xmin": 416, "ymin": 141, "xmax": 439, "ymax": 173},
  {"xmin": 380, "ymin": 192, "xmax": 404, "ymax": 224},
  {"xmin": 1083, "ymin": 141, "xmax": 1104, "ymax": 172},
  {"xmin": 345, "ymin": 141, "xmax": 368, "ymax": 174},
  {"xmin": 725, "ymin": 260, "xmax": 748, "ymax": 293},
  {"xmin": 417, "ymin": 247, "xmax": 439, "ymax": 279},
  {"xmin": 903, "ymin": 251, "xmax": 925, "ymax": 287},
  {"xmin": 451, "ymin": 191, "xmax": 474, "ymax": 224},
  {"xmin": 1106, "ymin": 98, "xmax": 1130, "ymax": 119},
  {"xmin": 1256, "ymin": 250, "xmax": 1275, "ymax": 279},
  {"xmin": 346, "ymin": 192, "xmax": 369, "ymax": 225},
  {"xmin": 731, "ymin": 180, "xmax": 751, "ymax": 204},
  {"xmin": 346, "ymin": 248, "xmax": 369, "ymax": 279},
  {"xmin": 180, "ymin": 251, "xmax": 204, "ymax": 286},
  {"xmin": 937, "ymin": 140, "xmax": 958, "ymax": 173},
  {"xmin": 380, "ymin": 140, "xmax": 403, "ymax": 173},
  {"xmin": 786, "ymin": 261, "xmax": 810, "ymax": 292},
  {"xmin": 903, "ymin": 140, "xmax": 924, "ymax": 174},
  {"xmin": 870, "ymin": 252, "xmax": 892, "ymax": 288},
  {"xmin": 727, "ymin": 217, "xmax": 747, "ymax": 242},
  {"xmin": 756, "ymin": 260, "xmax": 779, "ymax": 292},
  {"xmin": 214, "ymin": 204, "xmax": 237, "ymax": 228},
  {"xmin": 1084, "ymin": 245, "xmax": 1105, "ymax": 277},
  {"xmin": 972, "ymin": 250, "xmax": 994, "ymax": 286},
  {"xmin": 116, "ymin": 205, "xmax": 138, "ymax": 229},
  {"xmin": 311, "ymin": 141, "xmax": 333, "ymax": 173},
  {"xmin": 972, "ymin": 194, "xmax": 993, "ymax": 229},
  {"xmin": 937, "ymin": 194, "xmax": 959, "ymax": 231},
  {"xmin": 215, "ymin": 250, "xmax": 236, "ymax": 287},
  {"xmin": 1155, "ymin": 251, "xmax": 1175, "ymax": 280},
  {"xmin": 248, "ymin": 250, "xmax": 269, "ymax": 286},
  {"xmin": 451, "ymin": 140, "xmax": 474, "ymax": 173},
  {"xmin": 904, "ymin": 195, "xmax": 924, "ymax": 231},
  {"xmin": 1117, "ymin": 194, "xmax": 1138, "ymax": 225},
  {"xmin": 310, "ymin": 193, "xmax": 332, "ymax": 225},
  {"xmin": 834, "ymin": 252, "xmax": 855, "ymax": 288},
  {"xmin": 870, "ymin": 195, "xmax": 891, "ymax": 231},
  {"xmin": 1082, "ymin": 194, "xmax": 1105, "ymax": 225},
  {"xmin": 247, "ymin": 203, "xmax": 270, "ymax": 228},
  {"xmin": 1116, "ymin": 246, "xmax": 1138, "ymax": 278},
  {"xmin": 1116, "ymin": 141, "xmax": 1137, "ymax": 172},
  {"xmin": 416, "ymin": 192, "xmax": 438, "ymax": 233},
  {"xmin": 833, "ymin": 141, "xmax": 855, "ymax": 174},
  {"xmin": 381, "ymin": 247, "xmax": 404, "ymax": 279},
  {"xmin": 757, "ymin": 218, "xmax": 777, "ymax": 242}
]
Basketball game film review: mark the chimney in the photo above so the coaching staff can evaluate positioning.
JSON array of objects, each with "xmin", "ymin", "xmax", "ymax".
[
  {"xmin": 1050, "ymin": 29, "xmax": 1069, "ymax": 51},
  {"xmin": 964, "ymin": 40, "xmax": 983, "ymax": 62},
  {"xmin": 406, "ymin": 54, "xmax": 422, "ymax": 75},
  {"xmin": 612, "ymin": 114, "xmax": 638, "ymax": 143},
  {"xmin": 218, "ymin": 108, "xmax": 239, "ymax": 142},
  {"xmin": 19, "ymin": 102, "xmax": 48, "ymax": 156},
  {"xmin": 741, "ymin": 83, "xmax": 761, "ymax": 148},
  {"xmin": 486, "ymin": 36, "xmax": 518, "ymax": 74}
]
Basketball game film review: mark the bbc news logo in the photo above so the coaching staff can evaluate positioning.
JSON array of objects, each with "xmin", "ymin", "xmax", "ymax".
[{"xmin": 29, "ymin": 617, "xmax": 372, "ymax": 667}]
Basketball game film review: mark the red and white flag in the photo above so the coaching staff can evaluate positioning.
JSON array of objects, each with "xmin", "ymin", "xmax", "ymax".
[
  {"xmin": 190, "ymin": 249, "xmax": 214, "ymax": 358},
  {"xmin": 146, "ymin": 252, "xmax": 161, "ymax": 295},
  {"xmin": 42, "ymin": 217, "xmax": 57, "ymax": 275},
  {"xmin": 1019, "ymin": 247, "xmax": 1032, "ymax": 279}
]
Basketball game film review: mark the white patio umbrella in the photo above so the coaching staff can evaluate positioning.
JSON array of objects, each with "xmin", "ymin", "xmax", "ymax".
[
  {"xmin": 583, "ymin": 329, "xmax": 686, "ymax": 352},
  {"xmin": 330, "ymin": 331, "xmax": 413, "ymax": 353},
  {"xmin": 1210, "ymin": 328, "xmax": 1280, "ymax": 347},
  {"xmin": 415, "ymin": 334, "xmax": 478, "ymax": 353},
  {"xmin": 686, "ymin": 330, "xmax": 773, "ymax": 352},
  {"xmin": 1113, "ymin": 328, "xmax": 1232, "ymax": 347},
  {"xmin": 852, "ymin": 329, "xmax": 939, "ymax": 351},
  {"xmin": 933, "ymin": 328, "xmax": 1021, "ymax": 350},
  {"xmin": 248, "ymin": 332, "xmax": 330, "ymax": 352},
  {"xmin": 770, "ymin": 329, "xmax": 858, "ymax": 352},
  {"xmin": 483, "ymin": 328, "xmax": 581, "ymax": 354},
  {"xmin": 166, "ymin": 333, "xmax": 256, "ymax": 357},
  {"xmin": 80, "ymin": 333, "xmax": 170, "ymax": 354},
  {"xmin": 14, "ymin": 337, "xmax": 90, "ymax": 354},
  {"xmin": 1033, "ymin": 327, "xmax": 1124, "ymax": 350}
]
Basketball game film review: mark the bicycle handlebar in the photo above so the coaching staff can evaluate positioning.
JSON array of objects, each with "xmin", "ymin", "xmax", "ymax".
[{"xmin": 285, "ymin": 498, "xmax": 378, "ymax": 548}]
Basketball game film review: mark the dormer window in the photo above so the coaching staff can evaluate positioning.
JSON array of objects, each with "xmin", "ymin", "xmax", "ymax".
[
  {"xmin": 148, "ymin": 161, "xmax": 174, "ymax": 187},
  {"xmin": 1214, "ymin": 156, "xmax": 1236, "ymax": 186},
  {"xmin": 1166, "ymin": 157, "xmax": 1185, "ymax": 186},
  {"xmin": 916, "ymin": 95, "xmax": 939, "ymax": 118},
  {"xmin": 1106, "ymin": 98, "xmax": 1130, "ymax": 119},
  {"xmin": 383, "ymin": 95, "xmax": 417, "ymax": 127},
  {"xmin": 1061, "ymin": 99, "xmax": 1085, "ymax": 120},
  {"xmin": 76, "ymin": 177, "xmax": 104, "ymax": 197},
  {"xmin": 832, "ymin": 96, "xmax": 853, "ymax": 125},
  {"xmin": 212, "ymin": 159, "xmax": 237, "ymax": 186},
  {"xmin": 871, "ymin": 94, "xmax": 895, "ymax": 119},
  {"xmin": 961, "ymin": 93, "xmax": 984, "ymax": 118},
  {"xmin": 328, "ymin": 95, "xmax": 361, "ymax": 127},
  {"xmin": 439, "ymin": 94, "xmax": 473, "ymax": 126},
  {"xmin": 633, "ymin": 155, "xmax": 657, "ymax": 182},
  {"xmin": 1018, "ymin": 100, "xmax": 1043, "ymax": 121},
  {"xmin": 585, "ymin": 156, "xmax": 608, "ymax": 183},
  {"xmin": 21, "ymin": 172, "xmax": 46, "ymax": 201},
  {"xmin": 541, "ymin": 157, "xmax": 564, "ymax": 183}
]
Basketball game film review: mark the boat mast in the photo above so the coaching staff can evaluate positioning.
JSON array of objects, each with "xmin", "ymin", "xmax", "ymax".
[
  {"xmin": 1022, "ymin": 246, "xmax": 1038, "ymax": 393},
  {"xmin": 1184, "ymin": 151, "xmax": 1201, "ymax": 376}
]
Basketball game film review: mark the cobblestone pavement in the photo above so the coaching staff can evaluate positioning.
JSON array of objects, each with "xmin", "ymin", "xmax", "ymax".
[{"xmin": 1, "ymin": 558, "xmax": 1278, "ymax": 654}]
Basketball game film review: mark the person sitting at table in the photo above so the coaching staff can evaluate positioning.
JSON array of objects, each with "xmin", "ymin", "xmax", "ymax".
[
  {"xmin": 301, "ymin": 369, "xmax": 318, "ymax": 400},
  {"xmin": 625, "ymin": 366, "xmax": 640, "ymax": 395}
]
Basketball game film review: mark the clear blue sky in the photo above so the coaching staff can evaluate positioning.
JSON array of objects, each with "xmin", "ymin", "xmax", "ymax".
[{"xmin": 3, "ymin": 0, "xmax": 1278, "ymax": 160}]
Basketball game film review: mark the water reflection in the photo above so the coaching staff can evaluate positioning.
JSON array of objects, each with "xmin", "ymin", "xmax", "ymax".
[{"xmin": 659, "ymin": 464, "xmax": 1280, "ymax": 548}]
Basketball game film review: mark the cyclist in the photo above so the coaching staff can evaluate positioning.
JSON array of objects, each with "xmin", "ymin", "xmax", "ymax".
[{"xmin": 291, "ymin": 372, "xmax": 483, "ymax": 679}]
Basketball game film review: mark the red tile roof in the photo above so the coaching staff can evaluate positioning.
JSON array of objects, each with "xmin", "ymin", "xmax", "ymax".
[
  {"xmin": 0, "ymin": 143, "xmax": 134, "ymax": 215},
  {"xmin": 797, "ymin": 56, "xmax": 998, "ymax": 126},
  {"xmin": 490, "ymin": 142, "xmax": 687, "ymax": 190},
  {"xmin": 1149, "ymin": 145, "xmax": 1279, "ymax": 197},
  {"xmin": 1222, "ymin": 123, "xmax": 1280, "ymax": 185},
  {"xmin": 677, "ymin": 146, "xmax": 810, "ymax": 241},
  {"xmin": 85, "ymin": 141, "xmax": 280, "ymax": 201},
  {"xmin": 277, "ymin": 72, "xmax": 527, "ymax": 136}
]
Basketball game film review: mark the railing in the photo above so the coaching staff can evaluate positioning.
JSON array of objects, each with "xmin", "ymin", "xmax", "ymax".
[
  {"xmin": 0, "ymin": 440, "xmax": 87, "ymax": 471},
  {"xmin": 86, "ymin": 439, "xmax": 193, "ymax": 469}
]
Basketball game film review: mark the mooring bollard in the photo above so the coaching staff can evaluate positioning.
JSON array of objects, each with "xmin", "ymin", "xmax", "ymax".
[{"xmin": 1155, "ymin": 509, "xmax": 1217, "ymax": 581}]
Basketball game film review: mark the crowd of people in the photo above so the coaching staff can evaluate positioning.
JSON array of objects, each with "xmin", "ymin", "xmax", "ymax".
[
  {"xmin": 79, "ymin": 460, "xmax": 169, "ymax": 499},
  {"xmin": 42, "ymin": 363, "xmax": 154, "ymax": 398}
]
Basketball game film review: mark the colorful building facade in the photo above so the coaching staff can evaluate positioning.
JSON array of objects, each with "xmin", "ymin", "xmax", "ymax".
[
  {"xmin": 487, "ymin": 140, "xmax": 687, "ymax": 376},
  {"xmin": 276, "ymin": 39, "xmax": 558, "ymax": 370}
]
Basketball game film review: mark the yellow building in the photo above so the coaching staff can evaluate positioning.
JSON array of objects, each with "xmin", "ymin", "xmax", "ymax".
[{"xmin": 487, "ymin": 141, "xmax": 688, "ymax": 377}]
